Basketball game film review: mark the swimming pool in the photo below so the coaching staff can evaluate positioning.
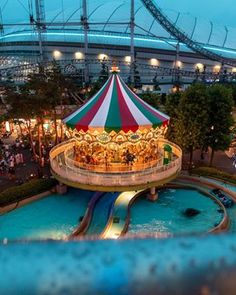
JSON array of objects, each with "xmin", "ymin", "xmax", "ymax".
[
  {"xmin": 128, "ymin": 188, "xmax": 222, "ymax": 235},
  {"xmin": 0, "ymin": 189, "xmax": 94, "ymax": 241}
]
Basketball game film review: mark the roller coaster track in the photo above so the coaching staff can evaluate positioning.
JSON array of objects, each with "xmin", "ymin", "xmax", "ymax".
[
  {"xmin": 0, "ymin": 58, "xmax": 213, "ymax": 79},
  {"xmin": 0, "ymin": 59, "xmax": 234, "ymax": 84},
  {"xmin": 140, "ymin": 0, "xmax": 236, "ymax": 67}
]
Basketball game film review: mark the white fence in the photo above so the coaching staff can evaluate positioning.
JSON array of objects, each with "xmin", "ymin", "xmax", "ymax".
[{"xmin": 50, "ymin": 139, "xmax": 182, "ymax": 187}]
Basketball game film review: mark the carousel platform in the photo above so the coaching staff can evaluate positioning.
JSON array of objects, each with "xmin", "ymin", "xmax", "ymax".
[{"xmin": 50, "ymin": 138, "xmax": 182, "ymax": 192}]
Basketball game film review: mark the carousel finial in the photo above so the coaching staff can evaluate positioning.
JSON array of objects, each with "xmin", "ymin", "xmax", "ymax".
[{"xmin": 110, "ymin": 64, "xmax": 120, "ymax": 73}]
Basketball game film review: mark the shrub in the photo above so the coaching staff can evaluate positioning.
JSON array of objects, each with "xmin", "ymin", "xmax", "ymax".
[
  {"xmin": 191, "ymin": 166, "xmax": 236, "ymax": 185},
  {"xmin": 0, "ymin": 178, "xmax": 58, "ymax": 207}
]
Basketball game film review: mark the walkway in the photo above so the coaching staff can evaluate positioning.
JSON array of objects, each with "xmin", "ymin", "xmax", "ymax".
[
  {"xmin": 183, "ymin": 149, "xmax": 236, "ymax": 174},
  {"xmin": 0, "ymin": 135, "xmax": 50, "ymax": 191}
]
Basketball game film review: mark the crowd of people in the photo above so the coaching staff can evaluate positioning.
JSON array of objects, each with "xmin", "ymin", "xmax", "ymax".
[
  {"xmin": 0, "ymin": 139, "xmax": 24, "ymax": 180},
  {"xmin": 0, "ymin": 133, "xmax": 53, "ymax": 184}
]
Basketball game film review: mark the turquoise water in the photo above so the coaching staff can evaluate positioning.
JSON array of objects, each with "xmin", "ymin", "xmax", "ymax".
[
  {"xmin": 128, "ymin": 188, "xmax": 222, "ymax": 235},
  {"xmin": 203, "ymin": 177, "xmax": 236, "ymax": 232},
  {"xmin": 86, "ymin": 192, "xmax": 120, "ymax": 236},
  {"xmin": 0, "ymin": 189, "xmax": 94, "ymax": 241}
]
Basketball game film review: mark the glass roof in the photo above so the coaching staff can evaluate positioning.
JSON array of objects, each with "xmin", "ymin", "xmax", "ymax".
[{"xmin": 0, "ymin": 0, "xmax": 236, "ymax": 58}]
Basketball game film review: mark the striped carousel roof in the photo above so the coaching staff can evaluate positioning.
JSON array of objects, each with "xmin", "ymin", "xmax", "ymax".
[{"xmin": 64, "ymin": 72, "xmax": 170, "ymax": 133}]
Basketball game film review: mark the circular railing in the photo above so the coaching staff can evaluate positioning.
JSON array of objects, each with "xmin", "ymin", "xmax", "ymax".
[
  {"xmin": 50, "ymin": 139, "xmax": 182, "ymax": 189},
  {"xmin": 64, "ymin": 148, "xmax": 164, "ymax": 174}
]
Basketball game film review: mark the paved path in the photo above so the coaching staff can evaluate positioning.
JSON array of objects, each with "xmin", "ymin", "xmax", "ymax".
[
  {"xmin": 0, "ymin": 135, "xmax": 51, "ymax": 191},
  {"xmin": 182, "ymin": 149, "xmax": 236, "ymax": 175}
]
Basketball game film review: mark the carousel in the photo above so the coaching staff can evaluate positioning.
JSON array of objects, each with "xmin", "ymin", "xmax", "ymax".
[{"xmin": 50, "ymin": 67, "xmax": 182, "ymax": 192}]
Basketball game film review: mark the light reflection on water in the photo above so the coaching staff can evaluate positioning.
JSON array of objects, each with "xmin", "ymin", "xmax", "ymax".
[{"xmin": 0, "ymin": 189, "xmax": 94, "ymax": 241}]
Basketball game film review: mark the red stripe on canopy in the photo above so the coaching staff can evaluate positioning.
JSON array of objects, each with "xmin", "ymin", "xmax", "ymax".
[
  {"xmin": 115, "ymin": 76, "xmax": 138, "ymax": 133},
  {"xmin": 75, "ymin": 76, "xmax": 113, "ymax": 132},
  {"xmin": 124, "ymin": 82, "xmax": 169, "ymax": 126}
]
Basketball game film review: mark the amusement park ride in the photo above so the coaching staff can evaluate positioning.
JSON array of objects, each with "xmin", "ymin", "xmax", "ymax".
[{"xmin": 50, "ymin": 66, "xmax": 182, "ymax": 197}]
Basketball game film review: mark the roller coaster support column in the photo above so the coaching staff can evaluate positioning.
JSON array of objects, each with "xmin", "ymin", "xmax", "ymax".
[
  {"xmin": 173, "ymin": 42, "xmax": 181, "ymax": 90},
  {"xmin": 82, "ymin": 0, "xmax": 89, "ymax": 85},
  {"xmin": 35, "ymin": 0, "xmax": 46, "ymax": 61},
  {"xmin": 130, "ymin": 0, "xmax": 135, "ymax": 85},
  {"xmin": 175, "ymin": 42, "xmax": 180, "ymax": 65},
  {"xmin": 147, "ymin": 187, "xmax": 158, "ymax": 202}
]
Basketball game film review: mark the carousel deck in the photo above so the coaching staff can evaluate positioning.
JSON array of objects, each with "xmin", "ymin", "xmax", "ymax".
[{"xmin": 50, "ymin": 139, "xmax": 182, "ymax": 192}]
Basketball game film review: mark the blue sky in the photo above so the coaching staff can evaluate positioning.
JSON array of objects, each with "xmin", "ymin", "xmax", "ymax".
[
  {"xmin": 1, "ymin": 0, "xmax": 235, "ymax": 28},
  {"xmin": 157, "ymin": 0, "xmax": 236, "ymax": 28}
]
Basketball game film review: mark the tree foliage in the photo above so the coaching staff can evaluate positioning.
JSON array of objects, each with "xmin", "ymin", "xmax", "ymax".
[
  {"xmin": 204, "ymin": 84, "xmax": 234, "ymax": 165},
  {"xmin": 139, "ymin": 91, "xmax": 161, "ymax": 109},
  {"xmin": 164, "ymin": 83, "xmax": 234, "ymax": 167}
]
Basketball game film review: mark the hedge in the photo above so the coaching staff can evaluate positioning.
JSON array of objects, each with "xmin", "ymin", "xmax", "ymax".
[
  {"xmin": 0, "ymin": 178, "xmax": 58, "ymax": 207},
  {"xmin": 191, "ymin": 166, "xmax": 236, "ymax": 185}
]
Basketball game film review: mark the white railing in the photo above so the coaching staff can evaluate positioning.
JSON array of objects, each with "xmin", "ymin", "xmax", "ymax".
[
  {"xmin": 64, "ymin": 148, "xmax": 164, "ymax": 174},
  {"xmin": 50, "ymin": 139, "xmax": 182, "ymax": 187}
]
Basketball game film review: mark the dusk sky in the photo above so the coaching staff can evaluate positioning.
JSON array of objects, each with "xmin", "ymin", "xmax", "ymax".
[{"xmin": 157, "ymin": 0, "xmax": 236, "ymax": 28}]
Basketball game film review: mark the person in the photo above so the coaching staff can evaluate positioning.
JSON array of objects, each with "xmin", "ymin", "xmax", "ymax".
[
  {"xmin": 19, "ymin": 153, "xmax": 24, "ymax": 164},
  {"xmin": 8, "ymin": 166, "xmax": 15, "ymax": 180},
  {"xmin": 15, "ymin": 153, "xmax": 20, "ymax": 165},
  {"xmin": 233, "ymin": 154, "xmax": 236, "ymax": 166},
  {"xmin": 41, "ymin": 156, "xmax": 45, "ymax": 167},
  {"xmin": 15, "ymin": 140, "xmax": 20, "ymax": 149}
]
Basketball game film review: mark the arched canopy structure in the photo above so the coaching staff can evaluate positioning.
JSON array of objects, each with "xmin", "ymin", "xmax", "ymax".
[{"xmin": 64, "ymin": 72, "xmax": 169, "ymax": 133}]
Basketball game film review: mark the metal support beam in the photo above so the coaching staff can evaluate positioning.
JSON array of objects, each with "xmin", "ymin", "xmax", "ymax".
[
  {"xmin": 35, "ymin": 0, "xmax": 46, "ymax": 61},
  {"xmin": 82, "ymin": 0, "xmax": 89, "ymax": 85},
  {"xmin": 223, "ymin": 26, "xmax": 229, "ymax": 48},
  {"xmin": 190, "ymin": 17, "xmax": 197, "ymax": 39},
  {"xmin": 140, "ymin": 0, "xmax": 236, "ymax": 67},
  {"xmin": 0, "ymin": 8, "xmax": 4, "ymax": 35},
  {"xmin": 207, "ymin": 21, "xmax": 213, "ymax": 44},
  {"xmin": 175, "ymin": 42, "xmax": 180, "ymax": 65},
  {"xmin": 130, "ymin": 0, "xmax": 135, "ymax": 84}
]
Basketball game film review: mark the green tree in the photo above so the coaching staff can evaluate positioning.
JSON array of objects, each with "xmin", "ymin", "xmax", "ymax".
[
  {"xmin": 5, "ymin": 62, "xmax": 74, "ymax": 165},
  {"xmin": 140, "ymin": 91, "xmax": 161, "ymax": 109},
  {"xmin": 164, "ymin": 91, "xmax": 182, "ymax": 143},
  {"xmin": 204, "ymin": 84, "xmax": 234, "ymax": 166},
  {"xmin": 165, "ymin": 84, "xmax": 209, "ymax": 169},
  {"xmin": 6, "ymin": 89, "xmax": 38, "ymax": 159}
]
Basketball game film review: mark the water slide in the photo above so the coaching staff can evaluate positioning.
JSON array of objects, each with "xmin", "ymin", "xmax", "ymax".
[
  {"xmin": 85, "ymin": 192, "xmax": 120, "ymax": 236},
  {"xmin": 70, "ymin": 191, "xmax": 105, "ymax": 237},
  {"xmin": 75, "ymin": 190, "xmax": 144, "ymax": 238},
  {"xmin": 101, "ymin": 190, "xmax": 144, "ymax": 239}
]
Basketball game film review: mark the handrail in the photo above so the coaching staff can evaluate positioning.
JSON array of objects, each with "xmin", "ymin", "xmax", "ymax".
[
  {"xmin": 50, "ymin": 138, "xmax": 182, "ymax": 188},
  {"xmin": 51, "ymin": 157, "xmax": 181, "ymax": 187},
  {"xmin": 64, "ymin": 148, "xmax": 164, "ymax": 174}
]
